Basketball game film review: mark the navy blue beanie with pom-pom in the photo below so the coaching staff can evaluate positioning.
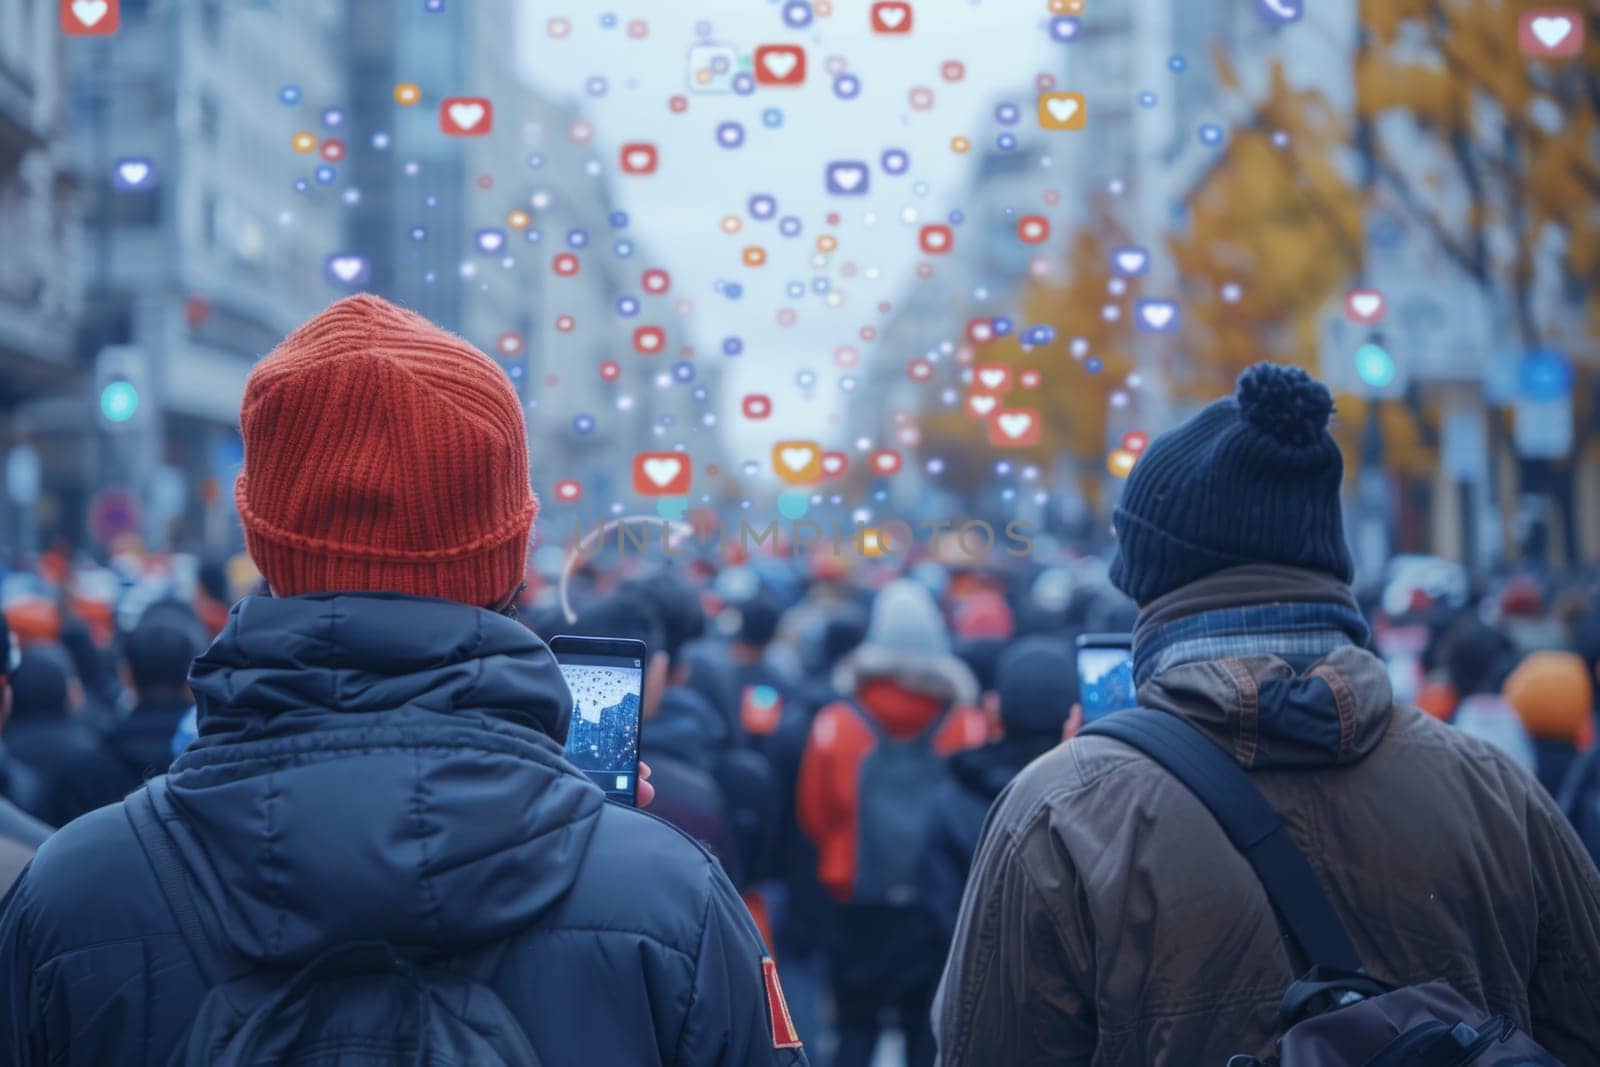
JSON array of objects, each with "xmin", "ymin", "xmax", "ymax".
[{"xmin": 1109, "ymin": 363, "xmax": 1353, "ymax": 604}]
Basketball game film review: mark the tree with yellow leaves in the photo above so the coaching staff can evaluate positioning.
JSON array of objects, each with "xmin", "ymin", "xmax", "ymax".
[{"xmin": 916, "ymin": 197, "xmax": 1136, "ymax": 507}]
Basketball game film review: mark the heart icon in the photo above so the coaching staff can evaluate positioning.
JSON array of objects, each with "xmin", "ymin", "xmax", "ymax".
[
  {"xmin": 976, "ymin": 366, "xmax": 1010, "ymax": 391},
  {"xmin": 968, "ymin": 394, "xmax": 997, "ymax": 416},
  {"xmin": 477, "ymin": 230, "xmax": 505, "ymax": 253},
  {"xmin": 1113, "ymin": 247, "xmax": 1150, "ymax": 275},
  {"xmin": 621, "ymin": 142, "xmax": 658, "ymax": 175},
  {"xmin": 116, "ymin": 160, "xmax": 149, "ymax": 186},
  {"xmin": 328, "ymin": 256, "xmax": 366, "ymax": 284},
  {"xmin": 634, "ymin": 326, "xmax": 665, "ymax": 353},
  {"xmin": 997, "ymin": 413, "xmax": 1033, "ymax": 439},
  {"xmin": 907, "ymin": 359, "xmax": 933, "ymax": 381},
  {"xmin": 1345, "ymin": 289, "xmax": 1386, "ymax": 324},
  {"xmin": 871, "ymin": 450, "xmax": 902, "ymax": 475},
  {"xmin": 754, "ymin": 45, "xmax": 806, "ymax": 85},
  {"xmin": 642, "ymin": 269, "xmax": 670, "ymax": 293},
  {"xmin": 872, "ymin": 2, "xmax": 911, "ymax": 31},
  {"xmin": 440, "ymin": 97, "xmax": 493, "ymax": 136},
  {"xmin": 554, "ymin": 480, "xmax": 582, "ymax": 502},
  {"xmin": 780, "ymin": 446, "xmax": 816, "ymax": 472},
  {"xmin": 1038, "ymin": 92, "xmax": 1087, "ymax": 129},
  {"xmin": 1532, "ymin": 16, "xmax": 1571, "ymax": 47},
  {"xmin": 1017, "ymin": 216, "xmax": 1050, "ymax": 243},
  {"xmin": 643, "ymin": 457, "xmax": 682, "ymax": 487},
  {"xmin": 827, "ymin": 162, "xmax": 869, "ymax": 194},
  {"xmin": 1136, "ymin": 300, "xmax": 1180, "ymax": 332},
  {"xmin": 821, "ymin": 452, "xmax": 847, "ymax": 476},
  {"xmin": 919, "ymin": 225, "xmax": 952, "ymax": 254},
  {"xmin": 72, "ymin": 0, "xmax": 108, "ymax": 26},
  {"xmin": 394, "ymin": 83, "xmax": 421, "ymax": 106},
  {"xmin": 1019, "ymin": 370, "xmax": 1041, "ymax": 388},
  {"xmin": 742, "ymin": 394, "xmax": 772, "ymax": 419},
  {"xmin": 1047, "ymin": 98, "xmax": 1077, "ymax": 122}
]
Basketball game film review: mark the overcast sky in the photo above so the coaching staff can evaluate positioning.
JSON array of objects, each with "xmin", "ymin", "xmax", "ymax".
[{"xmin": 514, "ymin": 0, "xmax": 1063, "ymax": 458}]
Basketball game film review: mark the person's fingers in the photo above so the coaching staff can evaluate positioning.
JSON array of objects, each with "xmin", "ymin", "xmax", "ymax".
[
  {"xmin": 1063, "ymin": 703, "xmax": 1084, "ymax": 741},
  {"xmin": 636, "ymin": 761, "xmax": 655, "ymax": 808}
]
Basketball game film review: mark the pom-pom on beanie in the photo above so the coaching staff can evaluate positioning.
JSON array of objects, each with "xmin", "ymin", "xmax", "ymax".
[{"xmin": 1109, "ymin": 363, "xmax": 1352, "ymax": 604}]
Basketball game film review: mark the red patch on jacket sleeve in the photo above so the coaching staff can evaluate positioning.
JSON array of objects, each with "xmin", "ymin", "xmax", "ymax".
[{"xmin": 762, "ymin": 956, "xmax": 803, "ymax": 1049}]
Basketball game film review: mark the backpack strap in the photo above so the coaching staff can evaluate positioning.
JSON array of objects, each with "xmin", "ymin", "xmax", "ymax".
[
  {"xmin": 1080, "ymin": 708, "xmax": 1365, "ymax": 974},
  {"xmin": 125, "ymin": 780, "xmax": 227, "ymax": 985}
]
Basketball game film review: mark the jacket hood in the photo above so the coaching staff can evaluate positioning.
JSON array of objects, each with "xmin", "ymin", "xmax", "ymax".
[
  {"xmin": 834, "ymin": 647, "xmax": 978, "ymax": 708},
  {"xmin": 164, "ymin": 592, "xmax": 602, "ymax": 967},
  {"xmin": 1139, "ymin": 643, "xmax": 1394, "ymax": 769}
]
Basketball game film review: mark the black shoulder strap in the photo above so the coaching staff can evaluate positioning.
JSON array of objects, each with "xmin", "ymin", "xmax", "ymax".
[
  {"xmin": 125, "ymin": 781, "xmax": 225, "ymax": 985},
  {"xmin": 1081, "ymin": 708, "xmax": 1365, "ymax": 974}
]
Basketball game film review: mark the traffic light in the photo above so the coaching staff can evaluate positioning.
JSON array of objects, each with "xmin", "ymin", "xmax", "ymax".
[{"xmin": 94, "ymin": 345, "xmax": 149, "ymax": 431}]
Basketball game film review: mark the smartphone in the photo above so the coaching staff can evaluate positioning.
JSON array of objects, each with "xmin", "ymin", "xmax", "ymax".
[
  {"xmin": 1076, "ymin": 633, "xmax": 1135, "ymax": 723},
  {"xmin": 550, "ymin": 635, "xmax": 647, "ymax": 806}
]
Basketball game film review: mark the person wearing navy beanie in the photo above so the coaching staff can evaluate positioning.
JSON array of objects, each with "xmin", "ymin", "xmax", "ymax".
[
  {"xmin": 935, "ymin": 363, "xmax": 1600, "ymax": 1066},
  {"xmin": 1110, "ymin": 362, "xmax": 1353, "ymax": 605}
]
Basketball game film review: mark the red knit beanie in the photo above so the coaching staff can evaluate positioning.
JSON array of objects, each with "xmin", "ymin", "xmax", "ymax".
[{"xmin": 236, "ymin": 294, "xmax": 536, "ymax": 606}]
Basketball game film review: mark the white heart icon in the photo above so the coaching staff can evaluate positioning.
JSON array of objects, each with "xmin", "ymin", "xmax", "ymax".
[
  {"xmin": 997, "ymin": 413, "xmax": 1033, "ymax": 439},
  {"xmin": 1141, "ymin": 303, "xmax": 1176, "ymax": 329},
  {"xmin": 875, "ymin": 454, "xmax": 897, "ymax": 472},
  {"xmin": 978, "ymin": 369, "xmax": 1006, "ymax": 389},
  {"xmin": 117, "ymin": 161, "xmax": 149, "ymax": 185},
  {"xmin": 1045, "ymin": 96, "xmax": 1080, "ymax": 123},
  {"xmin": 821, "ymin": 455, "xmax": 844, "ymax": 474},
  {"xmin": 1116, "ymin": 250, "xmax": 1147, "ymax": 273},
  {"xmin": 330, "ymin": 257, "xmax": 364, "ymax": 282},
  {"xmin": 557, "ymin": 483, "xmax": 579, "ymax": 499},
  {"xmin": 924, "ymin": 230, "xmax": 947, "ymax": 249},
  {"xmin": 1532, "ymin": 16, "xmax": 1572, "ymax": 48},
  {"xmin": 72, "ymin": 0, "xmax": 107, "ymax": 26},
  {"xmin": 831, "ymin": 165, "xmax": 865, "ymax": 191},
  {"xmin": 1023, "ymin": 222, "xmax": 1043, "ymax": 238},
  {"xmin": 479, "ymin": 233, "xmax": 504, "ymax": 252},
  {"xmin": 971, "ymin": 324, "xmax": 993, "ymax": 342},
  {"xmin": 780, "ymin": 447, "xmax": 816, "ymax": 472},
  {"xmin": 626, "ymin": 149, "xmax": 653, "ymax": 170},
  {"xmin": 969, "ymin": 395, "xmax": 997, "ymax": 415},
  {"xmin": 638, "ymin": 333, "xmax": 660, "ymax": 350},
  {"xmin": 878, "ymin": 5, "xmax": 907, "ymax": 28},
  {"xmin": 1349, "ymin": 293, "xmax": 1383, "ymax": 318},
  {"xmin": 642, "ymin": 457, "xmax": 682, "ymax": 487},
  {"xmin": 761, "ymin": 50, "xmax": 799, "ymax": 79},
  {"xmin": 447, "ymin": 102, "xmax": 485, "ymax": 130}
]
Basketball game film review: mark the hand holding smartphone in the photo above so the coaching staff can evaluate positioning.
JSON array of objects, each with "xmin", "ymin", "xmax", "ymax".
[
  {"xmin": 1075, "ymin": 633, "xmax": 1135, "ymax": 723},
  {"xmin": 550, "ymin": 635, "xmax": 647, "ymax": 806}
]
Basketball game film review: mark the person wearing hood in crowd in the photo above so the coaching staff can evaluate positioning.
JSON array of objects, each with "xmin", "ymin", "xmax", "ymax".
[
  {"xmin": 921, "ymin": 635, "xmax": 1080, "ymax": 946},
  {"xmin": 799, "ymin": 578, "xmax": 979, "ymax": 1067},
  {"xmin": 34, "ymin": 603, "xmax": 206, "ymax": 827},
  {"xmin": 0, "ymin": 612, "xmax": 52, "ymax": 891},
  {"xmin": 0, "ymin": 294, "xmax": 806, "ymax": 1065},
  {"xmin": 0, "ymin": 643, "xmax": 101, "ymax": 814},
  {"xmin": 934, "ymin": 364, "xmax": 1600, "ymax": 1065}
]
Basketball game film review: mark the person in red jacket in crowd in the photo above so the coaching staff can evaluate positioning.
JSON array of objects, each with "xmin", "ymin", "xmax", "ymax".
[{"xmin": 798, "ymin": 578, "xmax": 980, "ymax": 1067}]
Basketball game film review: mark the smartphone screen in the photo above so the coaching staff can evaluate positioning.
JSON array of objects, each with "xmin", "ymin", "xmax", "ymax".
[
  {"xmin": 550, "ymin": 636, "xmax": 646, "ymax": 805},
  {"xmin": 1076, "ymin": 636, "xmax": 1135, "ymax": 723}
]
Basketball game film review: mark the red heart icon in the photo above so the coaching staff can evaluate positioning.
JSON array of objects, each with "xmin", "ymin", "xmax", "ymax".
[
  {"xmin": 599, "ymin": 360, "xmax": 621, "ymax": 382},
  {"xmin": 988, "ymin": 408, "xmax": 1041, "ymax": 448},
  {"xmin": 632, "ymin": 452, "xmax": 692, "ymax": 496},
  {"xmin": 870, "ymin": 1, "xmax": 912, "ymax": 33},
  {"xmin": 633, "ymin": 326, "xmax": 665, "ymax": 354},
  {"xmin": 919, "ymin": 224, "xmax": 953, "ymax": 255},
  {"xmin": 753, "ymin": 44, "xmax": 806, "ymax": 86},
  {"xmin": 1344, "ymin": 288, "xmax": 1386, "ymax": 325},
  {"xmin": 620, "ymin": 142, "xmax": 658, "ymax": 175},
  {"xmin": 821, "ymin": 451, "xmax": 849, "ymax": 477},
  {"xmin": 972, "ymin": 364, "xmax": 1013, "ymax": 394},
  {"xmin": 497, "ymin": 333, "xmax": 524, "ymax": 356},
  {"xmin": 642, "ymin": 268, "xmax": 670, "ymax": 294},
  {"xmin": 742, "ymin": 394, "xmax": 773, "ymax": 419},
  {"xmin": 320, "ymin": 139, "xmax": 346, "ymax": 163},
  {"xmin": 1121, "ymin": 430, "xmax": 1150, "ymax": 454},
  {"xmin": 870, "ymin": 449, "xmax": 902, "ymax": 476},
  {"xmin": 907, "ymin": 359, "xmax": 933, "ymax": 381},
  {"xmin": 966, "ymin": 392, "xmax": 999, "ymax": 418},
  {"xmin": 553, "ymin": 479, "xmax": 583, "ymax": 503},
  {"xmin": 553, "ymin": 253, "xmax": 580, "ymax": 277},
  {"xmin": 439, "ymin": 97, "xmax": 493, "ymax": 136},
  {"xmin": 1019, "ymin": 369, "xmax": 1041, "ymax": 389},
  {"xmin": 967, "ymin": 318, "xmax": 995, "ymax": 344},
  {"xmin": 61, "ymin": 0, "xmax": 120, "ymax": 35},
  {"xmin": 1017, "ymin": 215, "xmax": 1050, "ymax": 243}
]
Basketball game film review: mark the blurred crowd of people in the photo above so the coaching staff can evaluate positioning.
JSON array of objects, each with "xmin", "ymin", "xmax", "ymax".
[{"xmin": 5, "ymin": 520, "xmax": 1600, "ymax": 1061}]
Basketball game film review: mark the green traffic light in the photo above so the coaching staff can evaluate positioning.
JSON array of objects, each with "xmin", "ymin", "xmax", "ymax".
[
  {"xmin": 1354, "ymin": 343, "xmax": 1395, "ymax": 389},
  {"xmin": 100, "ymin": 380, "xmax": 140, "ymax": 423}
]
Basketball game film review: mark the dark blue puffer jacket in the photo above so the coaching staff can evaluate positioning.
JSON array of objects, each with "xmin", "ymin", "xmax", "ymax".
[{"xmin": 0, "ymin": 593, "xmax": 807, "ymax": 1066}]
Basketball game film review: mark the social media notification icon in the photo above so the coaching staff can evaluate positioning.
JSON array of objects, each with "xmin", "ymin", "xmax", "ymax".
[{"xmin": 1254, "ymin": 0, "xmax": 1303, "ymax": 24}]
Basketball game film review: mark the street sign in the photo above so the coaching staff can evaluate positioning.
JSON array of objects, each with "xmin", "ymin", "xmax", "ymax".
[
  {"xmin": 89, "ymin": 487, "xmax": 142, "ymax": 545},
  {"xmin": 1513, "ymin": 348, "xmax": 1573, "ymax": 458}
]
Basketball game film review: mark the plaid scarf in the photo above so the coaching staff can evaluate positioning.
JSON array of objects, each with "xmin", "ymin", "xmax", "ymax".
[{"xmin": 1132, "ymin": 568, "xmax": 1371, "ymax": 687}]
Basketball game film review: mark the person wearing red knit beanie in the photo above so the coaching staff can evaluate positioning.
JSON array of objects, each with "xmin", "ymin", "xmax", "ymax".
[
  {"xmin": 0, "ymin": 295, "xmax": 807, "ymax": 1067},
  {"xmin": 236, "ymin": 293, "xmax": 536, "ymax": 607}
]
